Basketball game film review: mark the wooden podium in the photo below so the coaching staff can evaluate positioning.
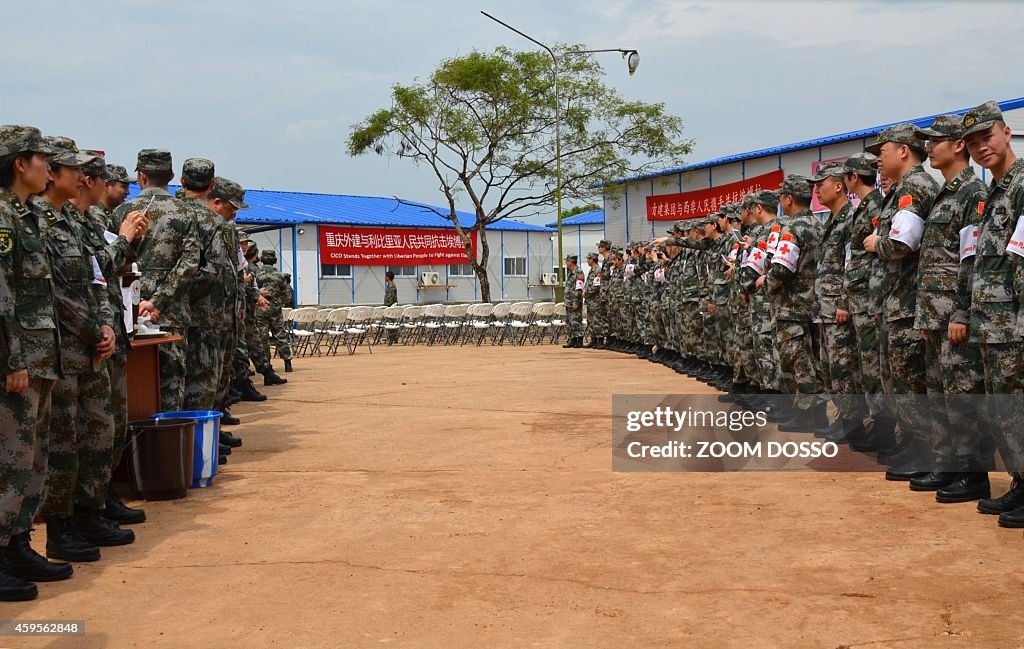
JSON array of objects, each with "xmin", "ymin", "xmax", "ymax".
[{"xmin": 126, "ymin": 334, "xmax": 182, "ymax": 421}]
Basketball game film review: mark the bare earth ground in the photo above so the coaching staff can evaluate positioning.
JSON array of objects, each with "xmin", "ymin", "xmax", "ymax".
[{"xmin": 5, "ymin": 343, "xmax": 1024, "ymax": 649}]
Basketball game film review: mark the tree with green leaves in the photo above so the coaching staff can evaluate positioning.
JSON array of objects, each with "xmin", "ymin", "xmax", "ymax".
[{"xmin": 347, "ymin": 46, "xmax": 691, "ymax": 302}]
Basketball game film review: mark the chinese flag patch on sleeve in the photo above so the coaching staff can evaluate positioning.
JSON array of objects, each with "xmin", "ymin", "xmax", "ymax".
[
  {"xmin": 978, "ymin": 201, "xmax": 986, "ymax": 215},
  {"xmin": 898, "ymin": 194, "xmax": 913, "ymax": 209}
]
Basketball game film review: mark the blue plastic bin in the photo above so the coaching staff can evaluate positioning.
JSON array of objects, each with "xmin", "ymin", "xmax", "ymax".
[{"xmin": 151, "ymin": 410, "xmax": 223, "ymax": 488}]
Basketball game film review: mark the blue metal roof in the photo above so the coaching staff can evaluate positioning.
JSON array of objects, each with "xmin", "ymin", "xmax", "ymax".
[
  {"xmin": 546, "ymin": 209, "xmax": 604, "ymax": 227},
  {"xmin": 610, "ymin": 96, "xmax": 1024, "ymax": 185},
  {"xmin": 126, "ymin": 186, "xmax": 553, "ymax": 232}
]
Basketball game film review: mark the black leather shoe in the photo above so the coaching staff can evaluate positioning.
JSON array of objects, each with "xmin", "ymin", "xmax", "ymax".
[
  {"xmin": 909, "ymin": 471, "xmax": 958, "ymax": 492},
  {"xmin": 74, "ymin": 511, "xmax": 135, "ymax": 547},
  {"xmin": 219, "ymin": 454, "xmax": 228, "ymax": 466},
  {"xmin": 2, "ymin": 532, "xmax": 73, "ymax": 582},
  {"xmin": 105, "ymin": 491, "xmax": 146, "ymax": 525},
  {"xmin": 284, "ymin": 359, "xmax": 293, "ymax": 372},
  {"xmin": 219, "ymin": 443, "xmax": 232, "ymax": 456},
  {"xmin": 884, "ymin": 465, "xmax": 929, "ymax": 481},
  {"xmin": 978, "ymin": 477, "xmax": 1024, "ymax": 514},
  {"xmin": 220, "ymin": 410, "xmax": 240, "ymax": 426},
  {"xmin": 936, "ymin": 473, "xmax": 991, "ymax": 504},
  {"xmin": 998, "ymin": 505, "xmax": 1024, "ymax": 528},
  {"xmin": 220, "ymin": 430, "xmax": 242, "ymax": 448},
  {"xmin": 45, "ymin": 517, "xmax": 100, "ymax": 562},
  {"xmin": 0, "ymin": 565, "xmax": 37, "ymax": 601}
]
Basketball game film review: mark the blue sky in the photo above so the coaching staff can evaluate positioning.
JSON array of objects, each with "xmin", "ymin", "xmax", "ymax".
[{"xmin": 6, "ymin": 0, "xmax": 1022, "ymax": 224}]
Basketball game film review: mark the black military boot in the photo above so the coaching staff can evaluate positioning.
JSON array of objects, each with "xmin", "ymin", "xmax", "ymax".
[
  {"xmin": 562, "ymin": 337, "xmax": 577, "ymax": 349},
  {"xmin": 238, "ymin": 379, "xmax": 268, "ymax": 401},
  {"xmin": 978, "ymin": 475, "xmax": 1024, "ymax": 514},
  {"xmin": 263, "ymin": 369, "xmax": 287, "ymax": 386},
  {"xmin": 74, "ymin": 509, "xmax": 135, "ymax": 547},
  {"xmin": 909, "ymin": 471, "xmax": 959, "ymax": 492},
  {"xmin": 219, "ymin": 454, "xmax": 228, "ymax": 466},
  {"xmin": 2, "ymin": 532, "xmax": 73, "ymax": 582},
  {"xmin": 45, "ymin": 517, "xmax": 100, "ymax": 562},
  {"xmin": 884, "ymin": 436, "xmax": 933, "ymax": 481},
  {"xmin": 220, "ymin": 407, "xmax": 241, "ymax": 426},
  {"xmin": 998, "ymin": 505, "xmax": 1024, "ymax": 528},
  {"xmin": 220, "ymin": 430, "xmax": 242, "ymax": 448},
  {"xmin": 284, "ymin": 359, "xmax": 294, "ymax": 373},
  {"xmin": 777, "ymin": 402, "xmax": 825, "ymax": 433},
  {"xmin": 0, "ymin": 563, "xmax": 37, "ymax": 601},
  {"xmin": 935, "ymin": 472, "xmax": 991, "ymax": 504},
  {"xmin": 105, "ymin": 489, "xmax": 146, "ymax": 525},
  {"xmin": 827, "ymin": 418, "xmax": 866, "ymax": 445},
  {"xmin": 219, "ymin": 443, "xmax": 232, "ymax": 456}
]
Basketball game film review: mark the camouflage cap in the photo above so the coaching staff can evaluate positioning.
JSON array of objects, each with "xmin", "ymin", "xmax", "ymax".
[
  {"xmin": 778, "ymin": 174, "xmax": 812, "ymax": 200},
  {"xmin": 740, "ymin": 192, "xmax": 758, "ymax": 209},
  {"xmin": 105, "ymin": 164, "xmax": 134, "ymax": 184},
  {"xmin": 0, "ymin": 125, "xmax": 59, "ymax": 158},
  {"xmin": 136, "ymin": 148, "xmax": 173, "ymax": 172},
  {"xmin": 916, "ymin": 114, "xmax": 965, "ymax": 140},
  {"xmin": 261, "ymin": 249, "xmax": 277, "ymax": 264},
  {"xmin": 750, "ymin": 189, "xmax": 779, "ymax": 210},
  {"xmin": 586, "ymin": 252, "xmax": 599, "ymax": 261},
  {"xmin": 46, "ymin": 136, "xmax": 98, "ymax": 167},
  {"xmin": 865, "ymin": 123, "xmax": 925, "ymax": 156},
  {"xmin": 81, "ymin": 150, "xmax": 107, "ymax": 177},
  {"xmin": 843, "ymin": 152, "xmax": 878, "ymax": 177},
  {"xmin": 597, "ymin": 239, "xmax": 612, "ymax": 250},
  {"xmin": 962, "ymin": 100, "xmax": 1003, "ymax": 137},
  {"xmin": 208, "ymin": 176, "xmax": 249, "ymax": 209},
  {"xmin": 565, "ymin": 254, "xmax": 578, "ymax": 263},
  {"xmin": 668, "ymin": 219, "xmax": 690, "ymax": 234},
  {"xmin": 611, "ymin": 248, "xmax": 624, "ymax": 259},
  {"xmin": 182, "ymin": 157, "xmax": 215, "ymax": 187},
  {"xmin": 809, "ymin": 161, "xmax": 846, "ymax": 182}
]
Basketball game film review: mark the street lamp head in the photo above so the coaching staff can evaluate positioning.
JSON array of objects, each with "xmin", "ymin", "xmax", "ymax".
[{"xmin": 625, "ymin": 50, "xmax": 640, "ymax": 76}]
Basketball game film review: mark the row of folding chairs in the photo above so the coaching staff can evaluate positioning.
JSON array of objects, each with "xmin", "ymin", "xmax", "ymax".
[{"xmin": 284, "ymin": 306, "xmax": 376, "ymax": 356}]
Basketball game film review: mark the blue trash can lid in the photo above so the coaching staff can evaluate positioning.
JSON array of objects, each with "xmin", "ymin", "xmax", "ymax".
[{"xmin": 151, "ymin": 410, "xmax": 224, "ymax": 420}]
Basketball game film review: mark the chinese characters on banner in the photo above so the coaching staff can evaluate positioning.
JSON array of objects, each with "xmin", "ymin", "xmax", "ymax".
[
  {"xmin": 646, "ymin": 170, "xmax": 785, "ymax": 221},
  {"xmin": 318, "ymin": 226, "xmax": 477, "ymax": 265}
]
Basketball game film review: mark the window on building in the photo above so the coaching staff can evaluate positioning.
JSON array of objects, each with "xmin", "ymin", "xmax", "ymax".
[
  {"xmin": 449, "ymin": 263, "xmax": 475, "ymax": 277},
  {"xmin": 504, "ymin": 257, "xmax": 527, "ymax": 277},
  {"xmin": 321, "ymin": 263, "xmax": 352, "ymax": 278},
  {"xmin": 386, "ymin": 265, "xmax": 418, "ymax": 277}
]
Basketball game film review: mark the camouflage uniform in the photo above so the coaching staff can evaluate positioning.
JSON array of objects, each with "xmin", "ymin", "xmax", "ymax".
[
  {"xmin": 582, "ymin": 255, "xmax": 602, "ymax": 342},
  {"xmin": 812, "ymin": 163, "xmax": 866, "ymax": 421},
  {"xmin": 914, "ymin": 147, "xmax": 988, "ymax": 471},
  {"xmin": 767, "ymin": 196, "xmax": 825, "ymax": 411},
  {"xmin": 0, "ymin": 136, "xmax": 61, "ymax": 546},
  {"xmin": 255, "ymin": 250, "xmax": 293, "ymax": 363},
  {"xmin": 957, "ymin": 138, "xmax": 1024, "ymax": 471},
  {"xmin": 605, "ymin": 251, "xmax": 625, "ymax": 338},
  {"xmin": 244, "ymin": 259, "xmax": 271, "ymax": 374},
  {"xmin": 562, "ymin": 258, "xmax": 585, "ymax": 340},
  {"xmin": 112, "ymin": 149, "xmax": 200, "ymax": 412},
  {"xmin": 31, "ymin": 190, "xmax": 116, "ymax": 519},
  {"xmin": 587, "ymin": 243, "xmax": 612, "ymax": 343},
  {"xmin": 740, "ymin": 192, "xmax": 782, "ymax": 392},
  {"xmin": 868, "ymin": 127, "xmax": 941, "ymax": 453},
  {"xmin": 215, "ymin": 218, "xmax": 245, "ymax": 407}
]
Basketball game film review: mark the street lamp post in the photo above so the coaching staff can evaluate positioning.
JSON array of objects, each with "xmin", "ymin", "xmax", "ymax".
[{"xmin": 481, "ymin": 11, "xmax": 638, "ymax": 299}]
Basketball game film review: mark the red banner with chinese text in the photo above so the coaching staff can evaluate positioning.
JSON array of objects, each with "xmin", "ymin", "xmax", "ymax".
[
  {"xmin": 646, "ymin": 170, "xmax": 785, "ymax": 220},
  {"xmin": 318, "ymin": 226, "xmax": 477, "ymax": 265}
]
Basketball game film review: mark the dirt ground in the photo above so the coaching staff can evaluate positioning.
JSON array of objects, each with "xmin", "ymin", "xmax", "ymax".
[{"xmin": 6, "ymin": 343, "xmax": 1024, "ymax": 649}]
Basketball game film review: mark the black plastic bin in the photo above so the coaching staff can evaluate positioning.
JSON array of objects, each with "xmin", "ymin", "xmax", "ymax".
[{"xmin": 126, "ymin": 418, "xmax": 196, "ymax": 500}]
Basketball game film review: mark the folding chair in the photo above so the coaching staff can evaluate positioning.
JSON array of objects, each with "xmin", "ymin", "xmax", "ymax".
[
  {"xmin": 340, "ymin": 306, "xmax": 373, "ymax": 355},
  {"xmin": 439, "ymin": 304, "xmax": 468, "ymax": 345},
  {"xmin": 529, "ymin": 302, "xmax": 555, "ymax": 344},
  {"xmin": 551, "ymin": 303, "xmax": 567, "ymax": 344},
  {"xmin": 290, "ymin": 307, "xmax": 319, "ymax": 357},
  {"xmin": 489, "ymin": 303, "xmax": 512, "ymax": 345},
  {"xmin": 322, "ymin": 309, "xmax": 348, "ymax": 355},
  {"xmin": 417, "ymin": 304, "xmax": 447, "ymax": 346},
  {"xmin": 375, "ymin": 305, "xmax": 405, "ymax": 345},
  {"xmin": 311, "ymin": 308, "xmax": 336, "ymax": 355},
  {"xmin": 463, "ymin": 303, "xmax": 494, "ymax": 347},
  {"xmin": 505, "ymin": 302, "xmax": 534, "ymax": 346},
  {"xmin": 399, "ymin": 306, "xmax": 422, "ymax": 345}
]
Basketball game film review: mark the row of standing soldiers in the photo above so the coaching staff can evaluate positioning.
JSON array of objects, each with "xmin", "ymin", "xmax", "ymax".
[
  {"xmin": 564, "ymin": 100, "xmax": 1024, "ymax": 530},
  {"xmin": 0, "ymin": 127, "xmax": 293, "ymax": 602}
]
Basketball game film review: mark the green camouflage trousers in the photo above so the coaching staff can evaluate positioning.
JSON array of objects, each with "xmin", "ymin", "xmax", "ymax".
[
  {"xmin": 776, "ymin": 321, "xmax": 824, "ymax": 411},
  {"xmin": 0, "ymin": 379, "xmax": 54, "ymax": 545},
  {"xmin": 258, "ymin": 310, "xmax": 293, "ymax": 362},
  {"xmin": 880, "ymin": 317, "xmax": 929, "ymax": 445},
  {"xmin": 852, "ymin": 312, "xmax": 886, "ymax": 418},
  {"xmin": 43, "ymin": 367, "xmax": 114, "ymax": 517},
  {"xmin": 159, "ymin": 332, "xmax": 187, "ymax": 413},
  {"xmin": 184, "ymin": 328, "xmax": 226, "ymax": 411},
  {"xmin": 820, "ymin": 321, "xmax": 867, "ymax": 419},
  {"xmin": 565, "ymin": 304, "xmax": 584, "ymax": 338},
  {"xmin": 924, "ymin": 333, "xmax": 989, "ymax": 470},
  {"xmin": 246, "ymin": 313, "xmax": 270, "ymax": 374},
  {"xmin": 107, "ymin": 355, "xmax": 128, "ymax": 472},
  {"xmin": 588, "ymin": 298, "xmax": 608, "ymax": 338},
  {"xmin": 216, "ymin": 320, "xmax": 239, "ymax": 405},
  {"xmin": 980, "ymin": 342, "xmax": 1024, "ymax": 474}
]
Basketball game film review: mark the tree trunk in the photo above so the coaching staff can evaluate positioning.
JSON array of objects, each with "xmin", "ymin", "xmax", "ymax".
[{"xmin": 474, "ymin": 228, "xmax": 492, "ymax": 302}]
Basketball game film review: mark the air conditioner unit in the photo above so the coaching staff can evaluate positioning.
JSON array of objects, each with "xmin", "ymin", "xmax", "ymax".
[
  {"xmin": 420, "ymin": 271, "xmax": 440, "ymax": 286},
  {"xmin": 541, "ymin": 272, "xmax": 558, "ymax": 286}
]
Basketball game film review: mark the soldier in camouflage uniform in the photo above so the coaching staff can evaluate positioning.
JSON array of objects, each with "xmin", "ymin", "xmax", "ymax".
[
  {"xmin": 955, "ymin": 102, "xmax": 1024, "ymax": 526},
  {"xmin": 96, "ymin": 165, "xmax": 133, "ymax": 230},
  {"xmin": 721, "ymin": 204, "xmax": 755, "ymax": 399},
  {"xmin": 561, "ymin": 254, "xmax": 585, "ymax": 347},
  {"xmin": 605, "ymin": 248, "xmax": 626, "ymax": 347},
  {"xmin": 810, "ymin": 162, "xmax": 867, "ymax": 442},
  {"xmin": 255, "ymin": 249, "xmax": 293, "ymax": 376},
  {"xmin": 841, "ymin": 153, "xmax": 893, "ymax": 451},
  {"xmin": 767, "ymin": 175, "xmax": 826, "ymax": 431},
  {"xmin": 584, "ymin": 240, "xmax": 612, "ymax": 348},
  {"xmin": 582, "ymin": 252, "xmax": 601, "ymax": 345},
  {"xmin": 905, "ymin": 116, "xmax": 991, "ymax": 499},
  {"xmin": 112, "ymin": 149, "xmax": 200, "ymax": 412},
  {"xmin": 33, "ymin": 139, "xmax": 133, "ymax": 562},
  {"xmin": 179, "ymin": 159, "xmax": 232, "ymax": 411},
  {"xmin": 863, "ymin": 124, "xmax": 941, "ymax": 478},
  {"xmin": 0, "ymin": 126, "xmax": 68, "ymax": 599},
  {"xmin": 740, "ymin": 191, "xmax": 783, "ymax": 404}
]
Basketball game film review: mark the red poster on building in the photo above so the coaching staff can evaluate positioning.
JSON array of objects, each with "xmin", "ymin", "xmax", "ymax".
[
  {"xmin": 318, "ymin": 226, "xmax": 477, "ymax": 265},
  {"xmin": 646, "ymin": 169, "xmax": 785, "ymax": 221}
]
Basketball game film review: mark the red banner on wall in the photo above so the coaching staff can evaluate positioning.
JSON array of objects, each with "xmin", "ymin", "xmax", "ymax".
[
  {"xmin": 646, "ymin": 169, "xmax": 785, "ymax": 220},
  {"xmin": 318, "ymin": 226, "xmax": 477, "ymax": 265}
]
